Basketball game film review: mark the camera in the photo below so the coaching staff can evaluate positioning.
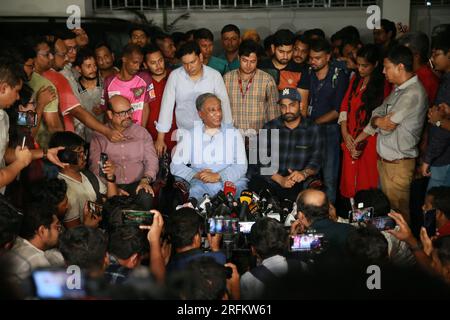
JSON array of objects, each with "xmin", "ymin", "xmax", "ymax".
[
  {"xmin": 289, "ymin": 233, "xmax": 324, "ymax": 252},
  {"xmin": 99, "ymin": 153, "xmax": 108, "ymax": 178},
  {"xmin": 368, "ymin": 216, "xmax": 396, "ymax": 231},
  {"xmin": 423, "ymin": 209, "xmax": 436, "ymax": 237},
  {"xmin": 87, "ymin": 201, "xmax": 103, "ymax": 218},
  {"xmin": 208, "ymin": 217, "xmax": 239, "ymax": 234},
  {"xmin": 122, "ymin": 210, "xmax": 154, "ymax": 227},
  {"xmin": 17, "ymin": 111, "xmax": 37, "ymax": 127},
  {"xmin": 238, "ymin": 221, "xmax": 255, "ymax": 234},
  {"xmin": 349, "ymin": 207, "xmax": 374, "ymax": 223}
]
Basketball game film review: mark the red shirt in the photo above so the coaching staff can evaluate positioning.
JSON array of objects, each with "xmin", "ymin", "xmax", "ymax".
[
  {"xmin": 437, "ymin": 221, "xmax": 450, "ymax": 238},
  {"xmin": 146, "ymin": 70, "xmax": 177, "ymax": 152},
  {"xmin": 416, "ymin": 65, "xmax": 439, "ymax": 106}
]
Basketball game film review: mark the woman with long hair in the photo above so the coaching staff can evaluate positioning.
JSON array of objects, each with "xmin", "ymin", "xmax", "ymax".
[{"xmin": 338, "ymin": 44, "xmax": 389, "ymax": 199}]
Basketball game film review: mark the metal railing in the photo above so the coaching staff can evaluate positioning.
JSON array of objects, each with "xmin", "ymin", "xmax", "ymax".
[
  {"xmin": 411, "ymin": 0, "xmax": 450, "ymax": 6},
  {"xmin": 93, "ymin": 0, "xmax": 380, "ymax": 11}
]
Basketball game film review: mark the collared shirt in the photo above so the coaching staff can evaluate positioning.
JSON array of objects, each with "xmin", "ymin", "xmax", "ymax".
[
  {"xmin": 156, "ymin": 65, "xmax": 233, "ymax": 133},
  {"xmin": 0, "ymin": 109, "xmax": 9, "ymax": 194},
  {"xmin": 58, "ymin": 172, "xmax": 107, "ymax": 223},
  {"xmin": 89, "ymin": 124, "xmax": 158, "ymax": 185},
  {"xmin": 207, "ymin": 56, "xmax": 229, "ymax": 76},
  {"xmin": 259, "ymin": 59, "xmax": 310, "ymax": 91},
  {"xmin": 28, "ymin": 72, "xmax": 59, "ymax": 148},
  {"xmin": 224, "ymin": 69, "xmax": 280, "ymax": 131},
  {"xmin": 259, "ymin": 117, "xmax": 323, "ymax": 176},
  {"xmin": 435, "ymin": 72, "xmax": 450, "ymax": 105},
  {"xmin": 43, "ymin": 69, "xmax": 82, "ymax": 133},
  {"xmin": 416, "ymin": 65, "xmax": 439, "ymax": 106},
  {"xmin": 364, "ymin": 75, "xmax": 428, "ymax": 161},
  {"xmin": 218, "ymin": 53, "xmax": 240, "ymax": 72},
  {"xmin": 104, "ymin": 255, "xmax": 132, "ymax": 284},
  {"xmin": 101, "ymin": 71, "xmax": 155, "ymax": 126},
  {"xmin": 308, "ymin": 64, "xmax": 349, "ymax": 121},
  {"xmin": 10, "ymin": 237, "xmax": 52, "ymax": 281},
  {"xmin": 170, "ymin": 123, "xmax": 247, "ymax": 183},
  {"xmin": 240, "ymin": 255, "xmax": 288, "ymax": 300}
]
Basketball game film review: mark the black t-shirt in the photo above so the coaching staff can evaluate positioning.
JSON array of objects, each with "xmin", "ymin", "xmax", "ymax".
[{"xmin": 259, "ymin": 59, "xmax": 310, "ymax": 91}]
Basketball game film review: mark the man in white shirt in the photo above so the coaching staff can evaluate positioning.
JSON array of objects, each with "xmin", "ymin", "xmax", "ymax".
[{"xmin": 155, "ymin": 41, "xmax": 233, "ymax": 156}]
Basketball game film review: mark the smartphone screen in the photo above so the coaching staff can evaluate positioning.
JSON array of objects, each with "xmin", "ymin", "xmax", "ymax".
[
  {"xmin": 238, "ymin": 221, "xmax": 255, "ymax": 234},
  {"xmin": 122, "ymin": 210, "xmax": 154, "ymax": 227},
  {"xmin": 99, "ymin": 153, "xmax": 108, "ymax": 178},
  {"xmin": 88, "ymin": 201, "xmax": 103, "ymax": 218},
  {"xmin": 32, "ymin": 269, "xmax": 86, "ymax": 299},
  {"xmin": 350, "ymin": 207, "xmax": 374, "ymax": 223},
  {"xmin": 369, "ymin": 216, "xmax": 396, "ymax": 231},
  {"xmin": 290, "ymin": 234, "xmax": 324, "ymax": 252},
  {"xmin": 17, "ymin": 111, "xmax": 37, "ymax": 127}
]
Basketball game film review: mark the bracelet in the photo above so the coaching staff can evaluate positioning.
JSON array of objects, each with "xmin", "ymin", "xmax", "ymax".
[
  {"xmin": 140, "ymin": 176, "xmax": 152, "ymax": 185},
  {"xmin": 42, "ymin": 148, "xmax": 48, "ymax": 161}
]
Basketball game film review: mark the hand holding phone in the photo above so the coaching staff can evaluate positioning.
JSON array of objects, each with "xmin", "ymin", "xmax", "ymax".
[{"xmin": 99, "ymin": 153, "xmax": 108, "ymax": 178}]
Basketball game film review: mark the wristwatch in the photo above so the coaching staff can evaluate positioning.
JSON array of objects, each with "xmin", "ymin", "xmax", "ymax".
[
  {"xmin": 141, "ymin": 176, "xmax": 152, "ymax": 185},
  {"xmin": 435, "ymin": 120, "xmax": 441, "ymax": 128},
  {"xmin": 42, "ymin": 148, "xmax": 48, "ymax": 161}
]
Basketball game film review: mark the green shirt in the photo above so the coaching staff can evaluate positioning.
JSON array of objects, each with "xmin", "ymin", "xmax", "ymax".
[
  {"xmin": 218, "ymin": 53, "xmax": 240, "ymax": 72},
  {"xmin": 28, "ymin": 72, "xmax": 60, "ymax": 148},
  {"xmin": 207, "ymin": 56, "xmax": 229, "ymax": 76}
]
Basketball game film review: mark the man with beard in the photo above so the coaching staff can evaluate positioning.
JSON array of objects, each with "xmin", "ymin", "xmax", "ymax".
[
  {"xmin": 292, "ymin": 34, "xmax": 310, "ymax": 66},
  {"xmin": 94, "ymin": 42, "xmax": 119, "ymax": 81},
  {"xmin": 90, "ymin": 95, "xmax": 158, "ymax": 210},
  {"xmin": 73, "ymin": 48, "xmax": 104, "ymax": 142},
  {"xmin": 219, "ymin": 24, "xmax": 241, "ymax": 72},
  {"xmin": 250, "ymin": 88, "xmax": 323, "ymax": 201},
  {"xmin": 259, "ymin": 29, "xmax": 310, "ymax": 117},
  {"xmin": 101, "ymin": 44, "xmax": 154, "ymax": 127},
  {"xmin": 308, "ymin": 38, "xmax": 349, "ymax": 204}
]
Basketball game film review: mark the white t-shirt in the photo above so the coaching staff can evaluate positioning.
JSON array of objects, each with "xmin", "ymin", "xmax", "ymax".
[
  {"xmin": 58, "ymin": 172, "xmax": 106, "ymax": 223},
  {"xmin": 10, "ymin": 237, "xmax": 52, "ymax": 281},
  {"xmin": 0, "ymin": 109, "xmax": 10, "ymax": 194}
]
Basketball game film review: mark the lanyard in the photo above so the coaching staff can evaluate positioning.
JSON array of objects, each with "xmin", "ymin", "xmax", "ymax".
[{"xmin": 238, "ymin": 71, "xmax": 255, "ymax": 98}]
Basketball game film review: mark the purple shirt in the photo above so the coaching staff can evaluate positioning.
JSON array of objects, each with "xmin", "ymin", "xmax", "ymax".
[{"xmin": 89, "ymin": 124, "xmax": 158, "ymax": 184}]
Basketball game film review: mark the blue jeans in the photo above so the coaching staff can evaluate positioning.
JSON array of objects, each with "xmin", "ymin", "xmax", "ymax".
[
  {"xmin": 321, "ymin": 124, "xmax": 340, "ymax": 203},
  {"xmin": 427, "ymin": 164, "xmax": 450, "ymax": 190}
]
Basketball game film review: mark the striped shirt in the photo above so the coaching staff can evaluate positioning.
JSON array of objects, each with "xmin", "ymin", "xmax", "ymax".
[{"xmin": 224, "ymin": 69, "xmax": 280, "ymax": 132}]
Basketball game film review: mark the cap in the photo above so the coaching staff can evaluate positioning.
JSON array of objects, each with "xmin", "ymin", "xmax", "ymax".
[{"xmin": 278, "ymin": 88, "xmax": 301, "ymax": 103}]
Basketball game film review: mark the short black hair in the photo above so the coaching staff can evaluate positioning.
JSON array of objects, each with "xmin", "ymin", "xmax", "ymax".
[
  {"xmin": 431, "ymin": 30, "xmax": 450, "ymax": 53},
  {"xmin": 239, "ymin": 39, "xmax": 259, "ymax": 57},
  {"xmin": 102, "ymin": 195, "xmax": 143, "ymax": 231},
  {"xmin": 221, "ymin": 24, "xmax": 240, "ymax": 36},
  {"xmin": 354, "ymin": 189, "xmax": 391, "ymax": 218},
  {"xmin": 171, "ymin": 31, "xmax": 186, "ymax": 46},
  {"xmin": 294, "ymin": 34, "xmax": 309, "ymax": 47},
  {"xmin": 59, "ymin": 226, "xmax": 108, "ymax": 271},
  {"xmin": 176, "ymin": 41, "xmax": 201, "ymax": 60},
  {"xmin": 386, "ymin": 45, "xmax": 414, "ymax": 73},
  {"xmin": 296, "ymin": 191, "xmax": 330, "ymax": 222},
  {"xmin": 194, "ymin": 28, "xmax": 214, "ymax": 42},
  {"xmin": 17, "ymin": 43, "xmax": 37, "ymax": 62},
  {"xmin": 28, "ymin": 179, "xmax": 67, "ymax": 211},
  {"xmin": 49, "ymin": 131, "xmax": 86, "ymax": 150},
  {"xmin": 398, "ymin": 32, "xmax": 430, "ymax": 64},
  {"xmin": 346, "ymin": 226, "xmax": 389, "ymax": 265},
  {"xmin": 55, "ymin": 29, "xmax": 77, "ymax": 41},
  {"xmin": 168, "ymin": 208, "xmax": 201, "ymax": 250},
  {"xmin": 129, "ymin": 26, "xmax": 149, "ymax": 38},
  {"xmin": 122, "ymin": 43, "xmax": 143, "ymax": 58},
  {"xmin": 303, "ymin": 28, "xmax": 326, "ymax": 41},
  {"xmin": 73, "ymin": 47, "xmax": 96, "ymax": 68},
  {"xmin": 272, "ymin": 29, "xmax": 295, "ymax": 48},
  {"xmin": 170, "ymin": 257, "xmax": 227, "ymax": 300},
  {"xmin": 249, "ymin": 218, "xmax": 287, "ymax": 260},
  {"xmin": 143, "ymin": 44, "xmax": 162, "ymax": 57},
  {"xmin": 94, "ymin": 41, "xmax": 113, "ymax": 54},
  {"xmin": 264, "ymin": 34, "xmax": 275, "ymax": 51},
  {"xmin": 381, "ymin": 19, "xmax": 397, "ymax": 40},
  {"xmin": 0, "ymin": 197, "xmax": 23, "ymax": 250},
  {"xmin": 108, "ymin": 225, "xmax": 146, "ymax": 260},
  {"xmin": 430, "ymin": 186, "xmax": 450, "ymax": 220},
  {"xmin": 309, "ymin": 38, "xmax": 332, "ymax": 54},
  {"xmin": 19, "ymin": 204, "xmax": 54, "ymax": 241},
  {"xmin": 0, "ymin": 56, "xmax": 24, "ymax": 88}
]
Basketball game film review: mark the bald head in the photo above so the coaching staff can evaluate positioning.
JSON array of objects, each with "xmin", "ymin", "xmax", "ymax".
[
  {"xmin": 296, "ymin": 189, "xmax": 330, "ymax": 222},
  {"xmin": 109, "ymin": 94, "xmax": 131, "ymax": 111},
  {"xmin": 107, "ymin": 95, "xmax": 134, "ymax": 129}
]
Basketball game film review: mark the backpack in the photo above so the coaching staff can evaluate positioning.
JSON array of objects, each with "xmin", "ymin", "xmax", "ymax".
[{"xmin": 249, "ymin": 258, "xmax": 306, "ymax": 285}]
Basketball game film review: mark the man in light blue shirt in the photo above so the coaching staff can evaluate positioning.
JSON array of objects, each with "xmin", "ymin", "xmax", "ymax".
[
  {"xmin": 155, "ymin": 42, "xmax": 232, "ymax": 156},
  {"xmin": 170, "ymin": 93, "xmax": 247, "ymax": 201}
]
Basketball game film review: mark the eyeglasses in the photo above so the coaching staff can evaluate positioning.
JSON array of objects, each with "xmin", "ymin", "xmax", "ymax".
[
  {"xmin": 112, "ymin": 107, "xmax": 134, "ymax": 117},
  {"xmin": 66, "ymin": 46, "xmax": 78, "ymax": 53},
  {"xmin": 37, "ymin": 50, "xmax": 54, "ymax": 58}
]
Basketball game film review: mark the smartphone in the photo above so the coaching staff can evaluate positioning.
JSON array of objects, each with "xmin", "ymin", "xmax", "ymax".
[
  {"xmin": 17, "ymin": 111, "xmax": 37, "ymax": 127},
  {"xmin": 87, "ymin": 201, "xmax": 103, "ymax": 218},
  {"xmin": 208, "ymin": 217, "xmax": 239, "ymax": 234},
  {"xmin": 99, "ymin": 153, "xmax": 108, "ymax": 178},
  {"xmin": 238, "ymin": 221, "xmax": 256, "ymax": 234},
  {"xmin": 369, "ymin": 216, "xmax": 396, "ymax": 231},
  {"xmin": 32, "ymin": 268, "xmax": 86, "ymax": 299},
  {"xmin": 423, "ymin": 209, "xmax": 436, "ymax": 237},
  {"xmin": 349, "ymin": 207, "xmax": 374, "ymax": 223},
  {"xmin": 290, "ymin": 233, "xmax": 324, "ymax": 252},
  {"xmin": 122, "ymin": 209, "xmax": 154, "ymax": 227}
]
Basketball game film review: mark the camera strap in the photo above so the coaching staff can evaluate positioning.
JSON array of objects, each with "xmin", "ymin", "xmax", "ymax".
[{"xmin": 82, "ymin": 169, "xmax": 102, "ymax": 203}]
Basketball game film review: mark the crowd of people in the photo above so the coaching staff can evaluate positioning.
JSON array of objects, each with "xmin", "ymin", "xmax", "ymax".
[{"xmin": 0, "ymin": 18, "xmax": 449, "ymax": 299}]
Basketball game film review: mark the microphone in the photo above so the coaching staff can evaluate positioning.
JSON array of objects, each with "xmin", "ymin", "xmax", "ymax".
[
  {"xmin": 224, "ymin": 181, "xmax": 237, "ymax": 208},
  {"xmin": 198, "ymin": 194, "xmax": 211, "ymax": 214},
  {"xmin": 239, "ymin": 190, "xmax": 253, "ymax": 221}
]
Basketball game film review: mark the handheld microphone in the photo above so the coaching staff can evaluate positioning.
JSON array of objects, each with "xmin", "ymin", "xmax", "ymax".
[
  {"xmin": 224, "ymin": 181, "xmax": 237, "ymax": 208},
  {"xmin": 198, "ymin": 194, "xmax": 211, "ymax": 213},
  {"xmin": 239, "ymin": 190, "xmax": 253, "ymax": 221}
]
